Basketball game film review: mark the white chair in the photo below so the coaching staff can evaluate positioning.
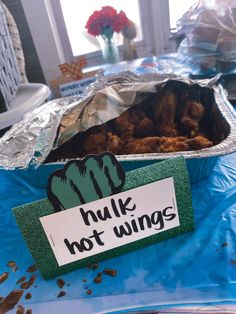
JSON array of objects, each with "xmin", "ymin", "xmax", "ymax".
[
  {"xmin": 0, "ymin": 2, "xmax": 50, "ymax": 131},
  {"xmin": 0, "ymin": 83, "xmax": 51, "ymax": 129}
]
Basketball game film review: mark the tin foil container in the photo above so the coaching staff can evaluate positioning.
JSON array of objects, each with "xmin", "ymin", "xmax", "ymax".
[{"xmin": 0, "ymin": 73, "xmax": 236, "ymax": 183}]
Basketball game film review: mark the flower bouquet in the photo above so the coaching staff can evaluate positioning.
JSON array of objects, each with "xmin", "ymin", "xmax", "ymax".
[{"xmin": 85, "ymin": 6, "xmax": 129, "ymax": 63}]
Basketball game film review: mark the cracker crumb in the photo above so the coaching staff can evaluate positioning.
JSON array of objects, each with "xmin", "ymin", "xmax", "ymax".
[
  {"xmin": 27, "ymin": 264, "xmax": 37, "ymax": 273},
  {"xmin": 0, "ymin": 272, "xmax": 9, "ymax": 284},
  {"xmin": 20, "ymin": 275, "xmax": 36, "ymax": 290},
  {"xmin": 103, "ymin": 268, "xmax": 117, "ymax": 277},
  {"xmin": 25, "ymin": 293, "xmax": 32, "ymax": 300},
  {"xmin": 56, "ymin": 278, "xmax": 65, "ymax": 289},
  {"xmin": 57, "ymin": 291, "xmax": 66, "ymax": 298},
  {"xmin": 16, "ymin": 304, "xmax": 25, "ymax": 314},
  {"xmin": 0, "ymin": 290, "xmax": 24, "ymax": 313},
  {"xmin": 7, "ymin": 261, "xmax": 16, "ymax": 268},
  {"xmin": 16, "ymin": 277, "xmax": 26, "ymax": 284},
  {"xmin": 94, "ymin": 276, "xmax": 102, "ymax": 284}
]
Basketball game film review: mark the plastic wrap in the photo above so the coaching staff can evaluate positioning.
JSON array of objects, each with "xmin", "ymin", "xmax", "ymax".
[{"xmin": 177, "ymin": 0, "xmax": 236, "ymax": 75}]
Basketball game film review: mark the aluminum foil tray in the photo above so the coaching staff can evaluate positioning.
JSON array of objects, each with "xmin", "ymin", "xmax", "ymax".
[{"xmin": 0, "ymin": 73, "xmax": 235, "ymax": 182}]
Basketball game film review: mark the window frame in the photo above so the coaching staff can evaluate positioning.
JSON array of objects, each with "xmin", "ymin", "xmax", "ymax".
[
  {"xmin": 21, "ymin": 0, "xmax": 171, "ymax": 83},
  {"xmin": 50, "ymin": 0, "xmax": 156, "ymax": 65}
]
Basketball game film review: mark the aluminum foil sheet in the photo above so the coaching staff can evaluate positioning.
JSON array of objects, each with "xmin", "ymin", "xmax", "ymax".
[
  {"xmin": 0, "ymin": 96, "xmax": 84, "ymax": 169},
  {"xmin": 0, "ymin": 72, "xmax": 236, "ymax": 169}
]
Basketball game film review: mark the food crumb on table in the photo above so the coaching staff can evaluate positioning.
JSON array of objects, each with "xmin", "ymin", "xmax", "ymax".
[
  {"xmin": 25, "ymin": 293, "xmax": 32, "ymax": 300},
  {"xmin": 93, "ymin": 275, "xmax": 102, "ymax": 284},
  {"xmin": 103, "ymin": 268, "xmax": 117, "ymax": 277},
  {"xmin": 56, "ymin": 278, "xmax": 66, "ymax": 289},
  {"xmin": 7, "ymin": 261, "xmax": 18, "ymax": 272},
  {"xmin": 0, "ymin": 290, "xmax": 24, "ymax": 313},
  {"xmin": 7, "ymin": 261, "xmax": 16, "ymax": 268},
  {"xmin": 16, "ymin": 304, "xmax": 25, "ymax": 314},
  {"xmin": 0, "ymin": 271, "xmax": 9, "ymax": 284},
  {"xmin": 86, "ymin": 289, "xmax": 92, "ymax": 295},
  {"xmin": 27, "ymin": 264, "xmax": 37, "ymax": 273},
  {"xmin": 16, "ymin": 276, "xmax": 27, "ymax": 284},
  {"xmin": 20, "ymin": 275, "xmax": 36, "ymax": 290},
  {"xmin": 57, "ymin": 291, "xmax": 66, "ymax": 298}
]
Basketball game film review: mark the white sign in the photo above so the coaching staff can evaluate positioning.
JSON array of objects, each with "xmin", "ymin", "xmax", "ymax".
[
  {"xmin": 40, "ymin": 177, "xmax": 179, "ymax": 266},
  {"xmin": 59, "ymin": 76, "xmax": 96, "ymax": 97}
]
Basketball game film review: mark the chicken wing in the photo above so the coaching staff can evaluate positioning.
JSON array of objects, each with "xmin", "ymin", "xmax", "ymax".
[
  {"xmin": 114, "ymin": 110, "xmax": 135, "ymax": 139},
  {"xmin": 82, "ymin": 126, "xmax": 108, "ymax": 155},
  {"xmin": 152, "ymin": 89, "xmax": 178, "ymax": 137},
  {"xmin": 179, "ymin": 100, "xmax": 205, "ymax": 136},
  {"xmin": 122, "ymin": 137, "xmax": 161, "ymax": 154},
  {"xmin": 107, "ymin": 132, "xmax": 124, "ymax": 154},
  {"xmin": 158, "ymin": 136, "xmax": 190, "ymax": 153},
  {"xmin": 186, "ymin": 136, "xmax": 213, "ymax": 150},
  {"xmin": 129, "ymin": 110, "xmax": 155, "ymax": 137}
]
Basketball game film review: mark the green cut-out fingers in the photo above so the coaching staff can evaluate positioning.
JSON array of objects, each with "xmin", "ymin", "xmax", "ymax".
[{"xmin": 47, "ymin": 152, "xmax": 125, "ymax": 212}]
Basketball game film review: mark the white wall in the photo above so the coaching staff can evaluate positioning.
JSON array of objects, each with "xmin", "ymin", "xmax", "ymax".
[{"xmin": 21, "ymin": 0, "xmax": 66, "ymax": 84}]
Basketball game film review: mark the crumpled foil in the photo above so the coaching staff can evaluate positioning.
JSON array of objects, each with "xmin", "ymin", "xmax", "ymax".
[
  {"xmin": 0, "ymin": 72, "xmax": 235, "ymax": 170},
  {"xmin": 54, "ymin": 73, "xmax": 222, "ymax": 149}
]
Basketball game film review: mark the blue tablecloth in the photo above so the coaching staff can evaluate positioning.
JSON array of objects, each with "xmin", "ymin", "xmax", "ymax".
[{"xmin": 0, "ymin": 152, "xmax": 236, "ymax": 313}]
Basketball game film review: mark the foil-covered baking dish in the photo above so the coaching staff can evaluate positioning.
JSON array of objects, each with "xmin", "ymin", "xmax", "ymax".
[{"xmin": 0, "ymin": 73, "xmax": 235, "ymax": 183}]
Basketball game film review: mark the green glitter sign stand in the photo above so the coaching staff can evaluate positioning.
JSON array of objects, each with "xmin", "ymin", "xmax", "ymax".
[{"xmin": 13, "ymin": 154, "xmax": 194, "ymax": 279}]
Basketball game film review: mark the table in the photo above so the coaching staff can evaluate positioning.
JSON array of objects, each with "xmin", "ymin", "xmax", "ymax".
[
  {"xmin": 0, "ymin": 151, "xmax": 236, "ymax": 313},
  {"xmin": 1, "ymin": 56, "xmax": 236, "ymax": 313},
  {"xmin": 101, "ymin": 54, "xmax": 236, "ymax": 101}
]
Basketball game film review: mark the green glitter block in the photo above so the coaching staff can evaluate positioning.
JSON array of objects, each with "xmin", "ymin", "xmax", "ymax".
[{"xmin": 13, "ymin": 157, "xmax": 194, "ymax": 279}]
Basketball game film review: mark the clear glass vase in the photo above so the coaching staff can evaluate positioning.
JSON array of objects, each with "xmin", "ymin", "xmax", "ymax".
[{"xmin": 98, "ymin": 35, "xmax": 120, "ymax": 64}]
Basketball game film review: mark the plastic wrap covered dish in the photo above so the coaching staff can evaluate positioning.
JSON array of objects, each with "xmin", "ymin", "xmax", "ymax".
[{"xmin": 177, "ymin": 0, "xmax": 236, "ymax": 75}]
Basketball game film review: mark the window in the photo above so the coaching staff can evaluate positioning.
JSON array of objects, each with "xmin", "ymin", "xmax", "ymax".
[
  {"xmin": 59, "ymin": 0, "xmax": 143, "ymax": 56},
  {"xmin": 21, "ymin": 0, "xmax": 173, "ymax": 83},
  {"xmin": 169, "ymin": 0, "xmax": 197, "ymax": 30},
  {"xmin": 51, "ymin": 0, "xmax": 172, "ymax": 64}
]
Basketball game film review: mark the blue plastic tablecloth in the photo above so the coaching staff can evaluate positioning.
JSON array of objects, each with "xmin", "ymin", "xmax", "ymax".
[{"xmin": 0, "ymin": 152, "xmax": 236, "ymax": 313}]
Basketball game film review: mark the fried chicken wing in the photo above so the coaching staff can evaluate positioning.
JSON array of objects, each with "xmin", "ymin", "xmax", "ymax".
[
  {"xmin": 114, "ymin": 109, "xmax": 155, "ymax": 139},
  {"xmin": 152, "ymin": 89, "xmax": 178, "ymax": 137},
  {"xmin": 129, "ymin": 110, "xmax": 155, "ymax": 137},
  {"xmin": 114, "ymin": 110, "xmax": 135, "ymax": 139},
  {"xmin": 122, "ymin": 137, "xmax": 161, "ymax": 154},
  {"xmin": 107, "ymin": 132, "xmax": 124, "ymax": 154},
  {"xmin": 158, "ymin": 137, "xmax": 190, "ymax": 153},
  {"xmin": 186, "ymin": 136, "xmax": 213, "ymax": 150},
  {"xmin": 82, "ymin": 126, "xmax": 108, "ymax": 155},
  {"xmin": 179, "ymin": 100, "xmax": 205, "ymax": 136}
]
